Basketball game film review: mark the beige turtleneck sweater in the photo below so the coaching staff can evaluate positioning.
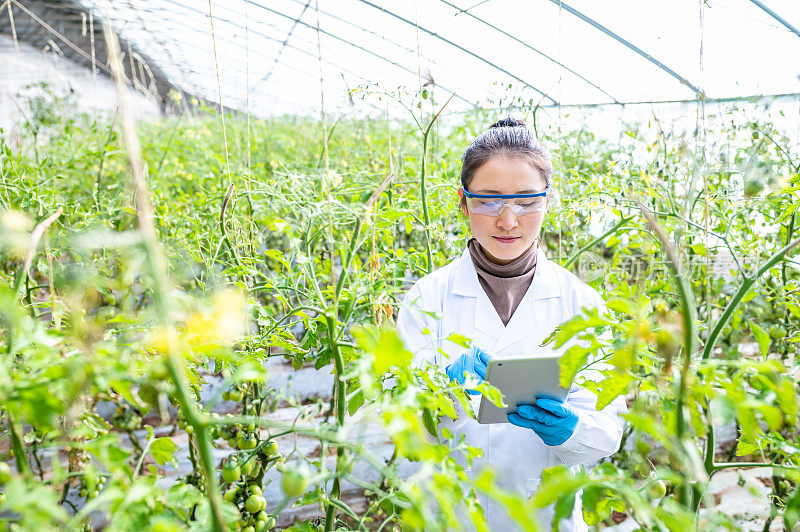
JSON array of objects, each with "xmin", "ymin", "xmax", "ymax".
[{"xmin": 467, "ymin": 237, "xmax": 538, "ymax": 326}]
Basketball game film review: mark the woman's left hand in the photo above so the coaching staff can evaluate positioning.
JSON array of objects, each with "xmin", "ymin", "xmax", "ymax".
[{"xmin": 507, "ymin": 394, "xmax": 578, "ymax": 446}]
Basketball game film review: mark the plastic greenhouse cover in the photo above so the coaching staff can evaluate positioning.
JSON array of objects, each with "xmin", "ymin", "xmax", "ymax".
[{"xmin": 89, "ymin": 0, "xmax": 799, "ymax": 117}]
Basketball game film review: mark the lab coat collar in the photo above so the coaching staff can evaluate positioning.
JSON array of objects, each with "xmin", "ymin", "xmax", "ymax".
[{"xmin": 452, "ymin": 245, "xmax": 560, "ymax": 301}]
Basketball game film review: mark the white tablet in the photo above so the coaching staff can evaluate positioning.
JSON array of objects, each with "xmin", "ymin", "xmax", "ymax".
[{"xmin": 477, "ymin": 354, "xmax": 570, "ymax": 424}]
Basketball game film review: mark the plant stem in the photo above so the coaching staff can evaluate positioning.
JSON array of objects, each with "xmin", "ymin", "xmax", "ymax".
[
  {"xmin": 418, "ymin": 94, "xmax": 454, "ymax": 275},
  {"xmin": 782, "ymin": 212, "xmax": 795, "ymax": 287},
  {"xmin": 640, "ymin": 207, "xmax": 697, "ymax": 508},
  {"xmin": 324, "ymin": 314, "xmax": 346, "ymax": 532},
  {"xmin": 702, "ymin": 236, "xmax": 800, "ymax": 361},
  {"xmin": 709, "ymin": 462, "xmax": 800, "ymax": 474},
  {"xmin": 7, "ymin": 412, "xmax": 30, "ymax": 476},
  {"xmin": 101, "ymin": 20, "xmax": 227, "ymax": 532},
  {"xmin": 562, "ymin": 215, "xmax": 634, "ymax": 270},
  {"xmin": 420, "ymin": 129, "xmax": 433, "ymax": 275}
]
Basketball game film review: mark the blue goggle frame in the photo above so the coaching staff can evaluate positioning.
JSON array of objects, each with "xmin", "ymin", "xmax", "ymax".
[{"xmin": 462, "ymin": 186, "xmax": 550, "ymax": 199}]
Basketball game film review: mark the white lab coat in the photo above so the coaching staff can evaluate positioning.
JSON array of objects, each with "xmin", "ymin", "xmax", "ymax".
[{"xmin": 396, "ymin": 246, "xmax": 627, "ymax": 531}]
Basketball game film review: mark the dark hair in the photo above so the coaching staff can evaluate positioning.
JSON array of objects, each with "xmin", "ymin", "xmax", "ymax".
[{"xmin": 460, "ymin": 118, "xmax": 553, "ymax": 190}]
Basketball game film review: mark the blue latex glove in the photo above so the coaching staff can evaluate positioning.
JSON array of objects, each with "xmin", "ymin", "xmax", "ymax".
[
  {"xmin": 445, "ymin": 346, "xmax": 491, "ymax": 395},
  {"xmin": 507, "ymin": 394, "xmax": 578, "ymax": 446}
]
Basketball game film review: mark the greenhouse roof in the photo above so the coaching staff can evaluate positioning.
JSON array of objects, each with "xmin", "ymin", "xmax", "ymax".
[{"xmin": 3, "ymin": 0, "xmax": 800, "ymax": 116}]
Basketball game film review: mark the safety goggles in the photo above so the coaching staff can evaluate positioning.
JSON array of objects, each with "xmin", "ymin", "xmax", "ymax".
[{"xmin": 462, "ymin": 186, "xmax": 550, "ymax": 216}]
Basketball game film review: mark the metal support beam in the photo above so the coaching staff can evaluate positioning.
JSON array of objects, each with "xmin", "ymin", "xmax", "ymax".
[
  {"xmin": 437, "ymin": 0, "xmax": 620, "ymax": 104},
  {"xmin": 547, "ymin": 0, "xmax": 702, "ymax": 97},
  {"xmin": 353, "ymin": 0, "xmax": 559, "ymax": 106},
  {"xmin": 244, "ymin": 0, "xmax": 473, "ymax": 106},
  {"xmin": 279, "ymin": 0, "xmax": 503, "ymax": 101},
  {"xmin": 749, "ymin": 0, "xmax": 800, "ymax": 38}
]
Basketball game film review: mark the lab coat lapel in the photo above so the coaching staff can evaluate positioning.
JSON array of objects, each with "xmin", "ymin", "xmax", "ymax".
[
  {"xmin": 494, "ymin": 248, "xmax": 561, "ymax": 354},
  {"xmin": 451, "ymin": 249, "xmax": 505, "ymax": 340}
]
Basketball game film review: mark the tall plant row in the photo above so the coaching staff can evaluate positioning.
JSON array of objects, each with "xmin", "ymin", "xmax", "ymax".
[{"xmin": 0, "ymin": 84, "xmax": 799, "ymax": 531}]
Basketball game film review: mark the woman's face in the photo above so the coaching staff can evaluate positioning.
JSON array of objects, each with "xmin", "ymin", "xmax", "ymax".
[{"xmin": 461, "ymin": 155, "xmax": 549, "ymax": 265}]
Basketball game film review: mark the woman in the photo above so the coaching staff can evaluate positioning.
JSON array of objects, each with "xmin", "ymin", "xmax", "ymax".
[{"xmin": 396, "ymin": 118, "xmax": 626, "ymax": 530}]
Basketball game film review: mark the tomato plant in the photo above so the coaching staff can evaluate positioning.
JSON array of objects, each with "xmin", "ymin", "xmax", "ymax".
[{"xmin": 1, "ymin": 82, "xmax": 798, "ymax": 531}]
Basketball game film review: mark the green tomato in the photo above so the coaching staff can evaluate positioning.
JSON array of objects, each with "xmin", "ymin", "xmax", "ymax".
[
  {"xmin": 0, "ymin": 463, "xmax": 11, "ymax": 485},
  {"xmin": 242, "ymin": 527, "xmax": 255, "ymax": 532},
  {"xmin": 245, "ymin": 494, "xmax": 266, "ymax": 513},
  {"xmin": 229, "ymin": 389, "xmax": 244, "ymax": 402},
  {"xmin": 281, "ymin": 467, "xmax": 309, "ymax": 498},
  {"xmin": 240, "ymin": 459, "xmax": 255, "ymax": 477},
  {"xmin": 744, "ymin": 179, "xmax": 764, "ymax": 197},
  {"xmin": 247, "ymin": 483, "xmax": 262, "ymax": 496},
  {"xmin": 770, "ymin": 325, "xmax": 787, "ymax": 340},
  {"xmin": 222, "ymin": 463, "xmax": 241, "ymax": 484},
  {"xmin": 647, "ymin": 479, "xmax": 667, "ymax": 500},
  {"xmin": 263, "ymin": 441, "xmax": 278, "ymax": 456},
  {"xmin": 254, "ymin": 520, "xmax": 267, "ymax": 532},
  {"xmin": 223, "ymin": 488, "xmax": 238, "ymax": 503}
]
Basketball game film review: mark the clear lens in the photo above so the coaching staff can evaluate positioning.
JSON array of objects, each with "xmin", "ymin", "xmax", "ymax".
[{"xmin": 468, "ymin": 196, "xmax": 546, "ymax": 216}]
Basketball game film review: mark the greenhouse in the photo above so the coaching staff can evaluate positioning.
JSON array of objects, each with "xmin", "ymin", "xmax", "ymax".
[{"xmin": 1, "ymin": 0, "xmax": 799, "ymax": 530}]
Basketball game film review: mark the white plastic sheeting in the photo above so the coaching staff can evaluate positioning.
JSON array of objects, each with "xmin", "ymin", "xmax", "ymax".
[{"xmin": 86, "ymin": 0, "xmax": 799, "ymax": 116}]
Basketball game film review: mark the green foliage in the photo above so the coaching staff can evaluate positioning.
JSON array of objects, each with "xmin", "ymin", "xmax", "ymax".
[{"xmin": 0, "ymin": 91, "xmax": 799, "ymax": 531}]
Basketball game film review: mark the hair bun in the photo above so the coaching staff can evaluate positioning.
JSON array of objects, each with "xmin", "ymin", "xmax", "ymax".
[{"xmin": 489, "ymin": 118, "xmax": 526, "ymax": 129}]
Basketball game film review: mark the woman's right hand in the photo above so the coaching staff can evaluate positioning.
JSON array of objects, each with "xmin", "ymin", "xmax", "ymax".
[{"xmin": 444, "ymin": 346, "xmax": 492, "ymax": 394}]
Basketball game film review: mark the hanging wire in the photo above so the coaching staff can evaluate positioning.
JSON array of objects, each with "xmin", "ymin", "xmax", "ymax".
[
  {"xmin": 437, "ymin": 0, "xmax": 620, "ymax": 104},
  {"xmin": 353, "ymin": 0, "xmax": 558, "ymax": 105},
  {"xmin": 228, "ymin": 1, "xmax": 474, "ymax": 106},
  {"xmin": 314, "ymin": 0, "xmax": 328, "ymax": 172},
  {"xmin": 279, "ymin": 0, "xmax": 502, "ymax": 101},
  {"xmin": 9, "ymin": 0, "xmax": 112, "ymax": 75},
  {"xmin": 4, "ymin": 0, "xmax": 19, "ymax": 56},
  {"xmin": 88, "ymin": 4, "xmax": 96, "ymax": 88},
  {"xmin": 248, "ymin": 0, "xmax": 312, "ymax": 96},
  {"xmin": 206, "ymin": 0, "xmax": 233, "ymax": 187},
  {"xmin": 244, "ymin": 0, "xmax": 251, "ymax": 176},
  {"xmin": 414, "ymin": 0, "xmax": 423, "ymax": 127},
  {"xmin": 143, "ymin": 1, "xmax": 380, "ymax": 110},
  {"xmin": 557, "ymin": 1, "xmax": 563, "ymax": 264},
  {"xmin": 698, "ymin": 0, "xmax": 711, "ymax": 334}
]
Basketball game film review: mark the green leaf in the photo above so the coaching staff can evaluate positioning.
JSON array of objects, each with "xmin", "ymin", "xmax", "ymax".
[
  {"xmin": 165, "ymin": 483, "xmax": 203, "ymax": 508},
  {"xmin": 592, "ymin": 372, "xmax": 634, "ymax": 409},
  {"xmin": 558, "ymin": 344, "xmax": 591, "ymax": 388},
  {"xmin": 776, "ymin": 202, "xmax": 798, "ymax": 224},
  {"xmin": 151, "ymin": 436, "xmax": 178, "ymax": 466},
  {"xmin": 372, "ymin": 329, "xmax": 412, "ymax": 375},
  {"xmin": 347, "ymin": 388, "xmax": 365, "ymax": 416},
  {"xmin": 545, "ymin": 308, "xmax": 610, "ymax": 350},
  {"xmin": 445, "ymin": 332, "xmax": 472, "ymax": 349},
  {"xmin": 110, "ymin": 380, "xmax": 147, "ymax": 411},
  {"xmin": 473, "ymin": 382, "xmax": 505, "ymax": 408},
  {"xmin": 736, "ymin": 440, "xmax": 759, "ymax": 457},
  {"xmin": 759, "ymin": 404, "xmax": 784, "ymax": 431},
  {"xmin": 533, "ymin": 465, "xmax": 586, "ymax": 508},
  {"xmin": 605, "ymin": 297, "xmax": 638, "ymax": 316},
  {"xmin": 784, "ymin": 487, "xmax": 800, "ymax": 529},
  {"xmin": 749, "ymin": 321, "xmax": 771, "ymax": 357},
  {"xmin": 777, "ymin": 379, "xmax": 798, "ymax": 426},
  {"xmin": 690, "ymin": 242, "xmax": 708, "ymax": 256}
]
